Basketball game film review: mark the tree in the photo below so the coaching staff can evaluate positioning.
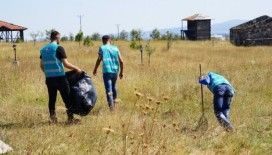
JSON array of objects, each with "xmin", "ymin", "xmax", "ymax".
[
  {"xmin": 130, "ymin": 40, "xmax": 140, "ymax": 49},
  {"xmin": 83, "ymin": 36, "xmax": 93, "ymax": 47},
  {"xmin": 161, "ymin": 31, "xmax": 173, "ymax": 40},
  {"xmin": 30, "ymin": 31, "xmax": 41, "ymax": 46},
  {"xmin": 75, "ymin": 31, "xmax": 84, "ymax": 46},
  {"xmin": 69, "ymin": 33, "xmax": 74, "ymax": 41},
  {"xmin": 130, "ymin": 29, "xmax": 143, "ymax": 64},
  {"xmin": 61, "ymin": 36, "xmax": 69, "ymax": 42},
  {"xmin": 130, "ymin": 29, "xmax": 142, "ymax": 41},
  {"xmin": 150, "ymin": 29, "xmax": 160, "ymax": 40},
  {"xmin": 91, "ymin": 32, "xmax": 101, "ymax": 41},
  {"xmin": 161, "ymin": 31, "xmax": 174, "ymax": 50},
  {"xmin": 145, "ymin": 41, "xmax": 156, "ymax": 66},
  {"xmin": 130, "ymin": 29, "xmax": 143, "ymax": 50},
  {"xmin": 120, "ymin": 30, "xmax": 129, "ymax": 40}
]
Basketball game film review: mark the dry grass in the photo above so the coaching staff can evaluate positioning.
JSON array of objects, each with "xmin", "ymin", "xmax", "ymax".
[{"xmin": 0, "ymin": 40, "xmax": 271, "ymax": 155}]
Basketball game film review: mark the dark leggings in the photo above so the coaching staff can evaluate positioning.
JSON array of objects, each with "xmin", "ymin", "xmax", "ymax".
[{"xmin": 46, "ymin": 83, "xmax": 73, "ymax": 117}]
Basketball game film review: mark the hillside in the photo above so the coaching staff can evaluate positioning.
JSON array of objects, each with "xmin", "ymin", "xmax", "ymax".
[{"xmin": 141, "ymin": 19, "xmax": 247, "ymax": 39}]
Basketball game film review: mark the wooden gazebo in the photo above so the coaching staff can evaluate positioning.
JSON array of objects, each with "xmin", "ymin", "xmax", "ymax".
[
  {"xmin": 0, "ymin": 20, "xmax": 27, "ymax": 42},
  {"xmin": 181, "ymin": 14, "xmax": 211, "ymax": 40}
]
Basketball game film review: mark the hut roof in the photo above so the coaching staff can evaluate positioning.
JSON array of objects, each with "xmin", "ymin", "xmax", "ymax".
[
  {"xmin": 231, "ymin": 15, "xmax": 272, "ymax": 30},
  {"xmin": 182, "ymin": 14, "xmax": 211, "ymax": 21},
  {"xmin": 0, "ymin": 20, "xmax": 27, "ymax": 31}
]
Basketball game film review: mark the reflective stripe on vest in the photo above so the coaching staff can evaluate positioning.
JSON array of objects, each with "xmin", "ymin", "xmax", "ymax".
[{"xmin": 43, "ymin": 61, "xmax": 58, "ymax": 65}]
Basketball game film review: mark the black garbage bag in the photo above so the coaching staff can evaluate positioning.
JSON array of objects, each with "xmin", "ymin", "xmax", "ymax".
[{"xmin": 66, "ymin": 71, "xmax": 97, "ymax": 116}]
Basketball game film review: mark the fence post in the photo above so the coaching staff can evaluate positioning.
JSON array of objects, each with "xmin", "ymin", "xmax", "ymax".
[{"xmin": 13, "ymin": 44, "xmax": 19, "ymax": 66}]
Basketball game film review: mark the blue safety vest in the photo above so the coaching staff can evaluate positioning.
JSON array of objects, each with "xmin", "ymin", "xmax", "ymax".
[
  {"xmin": 207, "ymin": 72, "xmax": 234, "ymax": 93},
  {"xmin": 40, "ymin": 42, "xmax": 65, "ymax": 78},
  {"xmin": 99, "ymin": 44, "xmax": 120, "ymax": 73}
]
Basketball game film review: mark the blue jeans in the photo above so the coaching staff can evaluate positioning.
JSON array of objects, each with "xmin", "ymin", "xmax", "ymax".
[
  {"xmin": 103, "ymin": 73, "xmax": 118, "ymax": 107},
  {"xmin": 213, "ymin": 84, "xmax": 234, "ymax": 130}
]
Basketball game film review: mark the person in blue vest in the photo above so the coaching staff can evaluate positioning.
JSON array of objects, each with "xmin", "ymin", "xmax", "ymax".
[
  {"xmin": 40, "ymin": 31, "xmax": 82, "ymax": 124},
  {"xmin": 199, "ymin": 72, "xmax": 235, "ymax": 132},
  {"xmin": 93, "ymin": 35, "xmax": 124, "ymax": 111}
]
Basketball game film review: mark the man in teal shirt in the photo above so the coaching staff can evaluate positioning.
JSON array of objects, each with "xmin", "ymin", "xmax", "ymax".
[
  {"xmin": 93, "ymin": 35, "xmax": 124, "ymax": 111},
  {"xmin": 199, "ymin": 72, "xmax": 235, "ymax": 132}
]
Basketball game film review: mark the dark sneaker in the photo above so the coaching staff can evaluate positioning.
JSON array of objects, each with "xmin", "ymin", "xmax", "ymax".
[
  {"xmin": 49, "ymin": 116, "xmax": 58, "ymax": 124},
  {"xmin": 109, "ymin": 106, "xmax": 115, "ymax": 112},
  {"xmin": 109, "ymin": 102, "xmax": 116, "ymax": 112},
  {"xmin": 114, "ymin": 99, "xmax": 121, "ymax": 104},
  {"xmin": 226, "ymin": 126, "xmax": 234, "ymax": 132},
  {"xmin": 66, "ymin": 118, "xmax": 81, "ymax": 125}
]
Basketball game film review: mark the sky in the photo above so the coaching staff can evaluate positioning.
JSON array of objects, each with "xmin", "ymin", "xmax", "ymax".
[{"xmin": 1, "ymin": 0, "xmax": 271, "ymax": 39}]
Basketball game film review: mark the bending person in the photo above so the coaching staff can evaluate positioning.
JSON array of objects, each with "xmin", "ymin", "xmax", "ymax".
[{"xmin": 199, "ymin": 72, "xmax": 235, "ymax": 132}]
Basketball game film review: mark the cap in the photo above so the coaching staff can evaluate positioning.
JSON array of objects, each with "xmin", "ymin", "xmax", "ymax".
[{"xmin": 199, "ymin": 75, "xmax": 210, "ymax": 85}]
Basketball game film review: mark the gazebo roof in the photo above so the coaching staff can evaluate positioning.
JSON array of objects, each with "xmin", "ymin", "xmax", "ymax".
[
  {"xmin": 0, "ymin": 20, "xmax": 27, "ymax": 31},
  {"xmin": 182, "ymin": 14, "xmax": 211, "ymax": 21}
]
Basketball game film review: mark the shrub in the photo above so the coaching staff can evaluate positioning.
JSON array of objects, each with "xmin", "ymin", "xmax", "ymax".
[
  {"xmin": 61, "ymin": 36, "xmax": 69, "ymax": 42},
  {"xmin": 130, "ymin": 29, "xmax": 142, "ymax": 41},
  {"xmin": 145, "ymin": 42, "xmax": 156, "ymax": 65},
  {"xmin": 120, "ymin": 30, "xmax": 129, "ymax": 40},
  {"xmin": 130, "ymin": 40, "xmax": 141, "ymax": 50},
  {"xmin": 150, "ymin": 29, "xmax": 161, "ymax": 40},
  {"xmin": 83, "ymin": 36, "xmax": 93, "ymax": 47},
  {"xmin": 75, "ymin": 31, "xmax": 84, "ymax": 46},
  {"xmin": 91, "ymin": 33, "xmax": 101, "ymax": 41},
  {"xmin": 69, "ymin": 33, "xmax": 74, "ymax": 41}
]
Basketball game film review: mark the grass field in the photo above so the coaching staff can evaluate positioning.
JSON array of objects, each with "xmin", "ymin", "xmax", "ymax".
[{"xmin": 0, "ymin": 41, "xmax": 271, "ymax": 155}]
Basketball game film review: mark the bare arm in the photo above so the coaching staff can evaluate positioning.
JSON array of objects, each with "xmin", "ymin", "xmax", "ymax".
[
  {"xmin": 118, "ymin": 52, "xmax": 124, "ymax": 79},
  {"xmin": 40, "ymin": 60, "xmax": 44, "ymax": 72},
  {"xmin": 93, "ymin": 55, "xmax": 102, "ymax": 76},
  {"xmin": 62, "ymin": 58, "xmax": 81, "ymax": 72}
]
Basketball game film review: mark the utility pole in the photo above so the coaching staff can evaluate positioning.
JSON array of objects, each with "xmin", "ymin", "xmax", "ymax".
[
  {"xmin": 78, "ymin": 15, "xmax": 84, "ymax": 32},
  {"xmin": 116, "ymin": 24, "xmax": 120, "ymax": 39}
]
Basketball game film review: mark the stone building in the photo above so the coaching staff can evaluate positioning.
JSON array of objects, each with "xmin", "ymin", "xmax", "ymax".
[{"xmin": 230, "ymin": 15, "xmax": 272, "ymax": 46}]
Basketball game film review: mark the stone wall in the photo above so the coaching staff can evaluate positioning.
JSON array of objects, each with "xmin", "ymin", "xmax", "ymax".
[{"xmin": 230, "ymin": 16, "xmax": 272, "ymax": 46}]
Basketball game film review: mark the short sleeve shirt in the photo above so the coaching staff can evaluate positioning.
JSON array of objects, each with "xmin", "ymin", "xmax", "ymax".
[{"xmin": 40, "ymin": 46, "xmax": 67, "ymax": 60}]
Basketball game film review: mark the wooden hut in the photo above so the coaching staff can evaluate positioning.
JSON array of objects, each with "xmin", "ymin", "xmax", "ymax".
[
  {"xmin": 0, "ymin": 20, "xmax": 27, "ymax": 42},
  {"xmin": 181, "ymin": 14, "xmax": 211, "ymax": 40},
  {"xmin": 230, "ymin": 15, "xmax": 272, "ymax": 46}
]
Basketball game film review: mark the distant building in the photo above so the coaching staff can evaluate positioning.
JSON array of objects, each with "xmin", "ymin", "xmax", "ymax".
[
  {"xmin": 230, "ymin": 15, "xmax": 272, "ymax": 46},
  {"xmin": 181, "ymin": 14, "xmax": 211, "ymax": 40},
  {"xmin": 0, "ymin": 20, "xmax": 27, "ymax": 42}
]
